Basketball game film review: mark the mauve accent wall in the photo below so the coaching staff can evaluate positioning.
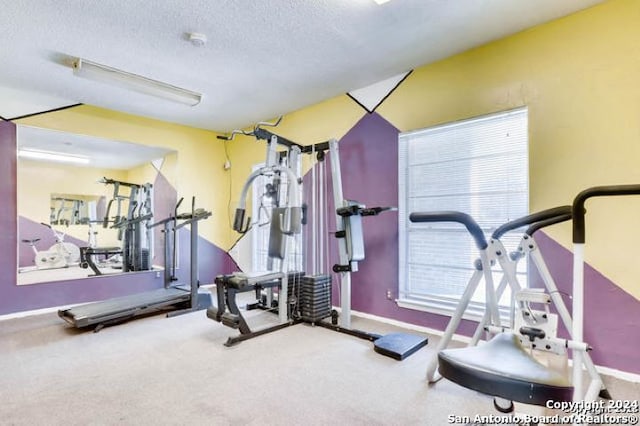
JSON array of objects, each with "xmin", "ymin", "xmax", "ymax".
[
  {"xmin": 152, "ymin": 171, "xmax": 237, "ymax": 281},
  {"xmin": 312, "ymin": 112, "xmax": 639, "ymax": 374},
  {"xmin": 152, "ymin": 170, "xmax": 177, "ymax": 267},
  {"xmin": 0, "ymin": 121, "xmax": 18, "ymax": 309},
  {"xmin": 173, "ymin": 227, "xmax": 238, "ymax": 286}
]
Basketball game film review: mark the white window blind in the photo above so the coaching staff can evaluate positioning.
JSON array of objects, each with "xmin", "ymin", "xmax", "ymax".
[{"xmin": 398, "ymin": 108, "xmax": 529, "ymax": 317}]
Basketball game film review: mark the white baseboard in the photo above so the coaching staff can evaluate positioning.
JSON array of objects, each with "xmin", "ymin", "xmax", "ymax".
[
  {"xmin": 0, "ymin": 304, "xmax": 76, "ymax": 321},
  {"xmin": 350, "ymin": 308, "xmax": 640, "ymax": 383}
]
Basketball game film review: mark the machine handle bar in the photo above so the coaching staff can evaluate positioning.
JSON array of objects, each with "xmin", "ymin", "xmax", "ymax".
[
  {"xmin": 524, "ymin": 213, "xmax": 572, "ymax": 236},
  {"xmin": 217, "ymin": 117, "xmax": 331, "ymax": 154},
  {"xmin": 573, "ymin": 184, "xmax": 640, "ymax": 243},
  {"xmin": 409, "ymin": 211, "xmax": 487, "ymax": 250},
  {"xmin": 491, "ymin": 206, "xmax": 571, "ymax": 239}
]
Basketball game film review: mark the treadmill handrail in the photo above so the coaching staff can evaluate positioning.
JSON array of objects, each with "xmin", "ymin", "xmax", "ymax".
[{"xmin": 148, "ymin": 210, "xmax": 212, "ymax": 229}]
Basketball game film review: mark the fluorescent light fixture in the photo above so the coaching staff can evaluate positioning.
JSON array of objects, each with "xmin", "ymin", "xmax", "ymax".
[
  {"xmin": 373, "ymin": 0, "xmax": 391, "ymax": 4},
  {"xmin": 18, "ymin": 149, "xmax": 90, "ymax": 165},
  {"xmin": 72, "ymin": 58, "xmax": 202, "ymax": 106}
]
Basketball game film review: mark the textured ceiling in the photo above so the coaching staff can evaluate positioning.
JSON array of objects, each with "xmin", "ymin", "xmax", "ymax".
[{"xmin": 0, "ymin": 0, "xmax": 605, "ymax": 131}]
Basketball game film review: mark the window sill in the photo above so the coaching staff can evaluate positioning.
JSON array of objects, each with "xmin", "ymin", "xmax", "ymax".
[{"xmin": 396, "ymin": 297, "xmax": 511, "ymax": 324}]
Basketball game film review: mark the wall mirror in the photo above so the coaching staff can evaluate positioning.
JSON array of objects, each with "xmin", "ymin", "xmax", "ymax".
[{"xmin": 16, "ymin": 125, "xmax": 177, "ymax": 285}]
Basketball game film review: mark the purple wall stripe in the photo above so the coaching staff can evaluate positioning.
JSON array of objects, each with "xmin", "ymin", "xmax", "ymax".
[
  {"xmin": 152, "ymin": 171, "xmax": 178, "ymax": 267},
  {"xmin": 0, "ymin": 121, "xmax": 18, "ymax": 303}
]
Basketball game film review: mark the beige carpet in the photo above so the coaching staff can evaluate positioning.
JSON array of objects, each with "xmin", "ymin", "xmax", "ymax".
[{"xmin": 0, "ymin": 302, "xmax": 637, "ymax": 426}]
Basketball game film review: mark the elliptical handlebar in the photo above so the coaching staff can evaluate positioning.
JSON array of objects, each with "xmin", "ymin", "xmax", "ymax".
[
  {"xmin": 491, "ymin": 206, "xmax": 572, "ymax": 239},
  {"xmin": 524, "ymin": 213, "xmax": 572, "ymax": 237},
  {"xmin": 409, "ymin": 211, "xmax": 488, "ymax": 250},
  {"xmin": 573, "ymin": 184, "xmax": 640, "ymax": 243}
]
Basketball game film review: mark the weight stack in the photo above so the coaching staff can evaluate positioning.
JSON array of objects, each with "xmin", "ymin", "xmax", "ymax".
[
  {"xmin": 284, "ymin": 271, "xmax": 305, "ymax": 308},
  {"xmin": 299, "ymin": 274, "xmax": 332, "ymax": 323},
  {"xmin": 140, "ymin": 248, "xmax": 150, "ymax": 270}
]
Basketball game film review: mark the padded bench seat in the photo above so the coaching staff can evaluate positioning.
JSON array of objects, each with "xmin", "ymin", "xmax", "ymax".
[
  {"xmin": 215, "ymin": 271, "xmax": 284, "ymax": 290},
  {"xmin": 438, "ymin": 332, "xmax": 573, "ymax": 405}
]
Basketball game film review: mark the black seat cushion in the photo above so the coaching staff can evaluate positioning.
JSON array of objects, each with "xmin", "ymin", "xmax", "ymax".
[
  {"xmin": 438, "ymin": 332, "xmax": 573, "ymax": 405},
  {"xmin": 215, "ymin": 272, "xmax": 283, "ymax": 290}
]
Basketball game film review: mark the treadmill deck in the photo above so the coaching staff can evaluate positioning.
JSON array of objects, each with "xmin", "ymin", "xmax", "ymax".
[{"xmin": 58, "ymin": 287, "xmax": 192, "ymax": 328}]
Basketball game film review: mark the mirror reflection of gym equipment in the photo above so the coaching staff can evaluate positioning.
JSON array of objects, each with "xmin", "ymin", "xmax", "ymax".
[
  {"xmin": 79, "ymin": 177, "xmax": 154, "ymax": 276},
  {"xmin": 16, "ymin": 125, "xmax": 177, "ymax": 285}
]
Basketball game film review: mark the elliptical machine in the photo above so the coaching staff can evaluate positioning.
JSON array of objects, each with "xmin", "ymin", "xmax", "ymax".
[{"xmin": 410, "ymin": 186, "xmax": 640, "ymax": 425}]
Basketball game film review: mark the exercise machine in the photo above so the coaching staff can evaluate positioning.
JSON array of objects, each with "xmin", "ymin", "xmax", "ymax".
[
  {"xmin": 208, "ymin": 118, "xmax": 427, "ymax": 359},
  {"xmin": 411, "ymin": 209, "xmax": 574, "ymax": 417},
  {"xmin": 80, "ymin": 177, "xmax": 154, "ymax": 275},
  {"xmin": 207, "ymin": 119, "xmax": 306, "ymax": 345},
  {"xmin": 50, "ymin": 196, "xmax": 85, "ymax": 226},
  {"xmin": 58, "ymin": 197, "xmax": 212, "ymax": 331},
  {"xmin": 410, "ymin": 190, "xmax": 636, "ymax": 424},
  {"xmin": 314, "ymin": 139, "xmax": 428, "ymax": 360},
  {"xmin": 19, "ymin": 223, "xmax": 80, "ymax": 273},
  {"xmin": 569, "ymin": 185, "xmax": 640, "ymax": 406},
  {"xmin": 79, "ymin": 246, "xmax": 123, "ymax": 276},
  {"xmin": 102, "ymin": 177, "xmax": 154, "ymax": 272}
]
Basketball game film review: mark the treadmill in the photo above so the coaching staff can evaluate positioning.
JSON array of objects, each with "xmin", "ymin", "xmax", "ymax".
[{"xmin": 59, "ymin": 198, "xmax": 212, "ymax": 331}]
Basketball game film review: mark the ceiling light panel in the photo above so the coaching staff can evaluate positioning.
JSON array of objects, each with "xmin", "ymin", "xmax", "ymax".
[
  {"xmin": 18, "ymin": 149, "xmax": 90, "ymax": 165},
  {"xmin": 72, "ymin": 58, "xmax": 202, "ymax": 106}
]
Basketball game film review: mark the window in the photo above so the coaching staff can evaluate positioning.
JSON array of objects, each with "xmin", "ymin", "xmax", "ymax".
[
  {"xmin": 398, "ymin": 107, "xmax": 529, "ymax": 319},
  {"xmin": 251, "ymin": 163, "xmax": 303, "ymax": 272}
]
